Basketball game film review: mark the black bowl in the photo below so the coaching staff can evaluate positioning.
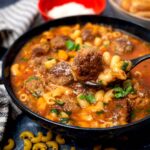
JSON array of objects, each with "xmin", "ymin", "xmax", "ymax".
[{"xmin": 2, "ymin": 15, "xmax": 150, "ymax": 141}]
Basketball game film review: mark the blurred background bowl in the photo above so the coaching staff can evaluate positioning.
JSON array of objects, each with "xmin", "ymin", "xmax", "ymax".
[
  {"xmin": 109, "ymin": 0, "xmax": 150, "ymax": 29},
  {"xmin": 38, "ymin": 0, "xmax": 106, "ymax": 21}
]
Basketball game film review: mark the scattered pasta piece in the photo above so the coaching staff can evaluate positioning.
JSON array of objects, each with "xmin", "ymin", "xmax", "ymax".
[{"xmin": 3, "ymin": 139, "xmax": 15, "ymax": 150}]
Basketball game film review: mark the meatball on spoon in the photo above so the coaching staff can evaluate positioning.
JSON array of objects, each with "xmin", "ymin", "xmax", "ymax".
[
  {"xmin": 72, "ymin": 47, "xmax": 103, "ymax": 81},
  {"xmin": 84, "ymin": 54, "xmax": 150, "ymax": 88}
]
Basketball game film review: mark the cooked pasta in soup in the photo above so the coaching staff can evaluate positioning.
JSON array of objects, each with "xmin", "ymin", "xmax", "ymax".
[{"xmin": 11, "ymin": 23, "xmax": 150, "ymax": 128}]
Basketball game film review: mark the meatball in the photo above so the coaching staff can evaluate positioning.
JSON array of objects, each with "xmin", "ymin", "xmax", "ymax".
[
  {"xmin": 32, "ymin": 43, "xmax": 50, "ymax": 57},
  {"xmin": 113, "ymin": 36, "xmax": 134, "ymax": 54},
  {"xmin": 104, "ymin": 99, "xmax": 130, "ymax": 125},
  {"xmin": 48, "ymin": 61, "xmax": 74, "ymax": 85},
  {"xmin": 24, "ymin": 76, "xmax": 44, "ymax": 97},
  {"xmin": 50, "ymin": 35, "xmax": 68, "ymax": 50},
  {"xmin": 51, "ymin": 97, "xmax": 79, "ymax": 112},
  {"xmin": 128, "ymin": 90, "xmax": 150, "ymax": 110},
  {"xmin": 81, "ymin": 29, "xmax": 95, "ymax": 41},
  {"xmin": 73, "ymin": 47, "xmax": 103, "ymax": 81},
  {"xmin": 63, "ymin": 96, "xmax": 80, "ymax": 112}
]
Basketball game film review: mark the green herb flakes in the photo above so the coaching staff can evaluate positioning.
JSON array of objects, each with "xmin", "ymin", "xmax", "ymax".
[
  {"xmin": 66, "ymin": 40, "xmax": 80, "ymax": 51},
  {"xmin": 50, "ymin": 109, "xmax": 59, "ymax": 114},
  {"xmin": 96, "ymin": 110, "xmax": 104, "ymax": 115},
  {"xmin": 55, "ymin": 100, "xmax": 65, "ymax": 106},
  {"xmin": 20, "ymin": 57, "xmax": 29, "ymax": 62},
  {"xmin": 65, "ymin": 111, "xmax": 72, "ymax": 116},
  {"xmin": 26, "ymin": 76, "xmax": 39, "ymax": 82},
  {"xmin": 146, "ymin": 109, "xmax": 150, "ymax": 113},
  {"xmin": 60, "ymin": 118, "xmax": 69, "ymax": 124},
  {"xmin": 79, "ymin": 94, "xmax": 86, "ymax": 100},
  {"xmin": 32, "ymin": 92, "xmax": 40, "ymax": 98},
  {"xmin": 113, "ymin": 80, "xmax": 134, "ymax": 99},
  {"xmin": 131, "ymin": 111, "xmax": 136, "ymax": 120},
  {"xmin": 79, "ymin": 93, "xmax": 96, "ymax": 104},
  {"xmin": 122, "ymin": 61, "xmax": 129, "ymax": 71}
]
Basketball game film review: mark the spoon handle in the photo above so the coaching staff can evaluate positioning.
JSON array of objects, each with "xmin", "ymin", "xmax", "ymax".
[{"xmin": 131, "ymin": 54, "xmax": 150, "ymax": 68}]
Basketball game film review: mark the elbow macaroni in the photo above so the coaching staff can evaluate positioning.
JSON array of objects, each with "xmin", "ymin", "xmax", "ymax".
[
  {"xmin": 41, "ymin": 131, "xmax": 52, "ymax": 142},
  {"xmin": 77, "ymin": 94, "xmax": 90, "ymax": 108},
  {"xmin": 46, "ymin": 141, "xmax": 58, "ymax": 150},
  {"xmin": 98, "ymin": 52, "xmax": 128, "ymax": 85},
  {"xmin": 102, "ymin": 51, "xmax": 111, "ymax": 66},
  {"xmin": 11, "ymin": 64, "xmax": 20, "ymax": 76},
  {"xmin": 31, "ymin": 132, "xmax": 43, "ymax": 143},
  {"xmin": 20, "ymin": 131, "xmax": 34, "ymax": 140},
  {"xmin": 95, "ymin": 90, "xmax": 105, "ymax": 102},
  {"xmin": 3, "ymin": 139, "xmax": 15, "ymax": 150},
  {"xmin": 103, "ymin": 89, "xmax": 114, "ymax": 103},
  {"xmin": 70, "ymin": 30, "xmax": 81, "ymax": 39},
  {"xmin": 23, "ymin": 139, "xmax": 32, "ymax": 150},
  {"xmin": 19, "ymin": 93, "xmax": 28, "ymax": 102},
  {"xmin": 55, "ymin": 134, "xmax": 65, "ymax": 145},
  {"xmin": 32, "ymin": 143, "xmax": 47, "ymax": 150}
]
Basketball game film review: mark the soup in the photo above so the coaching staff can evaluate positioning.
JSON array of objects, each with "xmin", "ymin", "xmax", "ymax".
[{"xmin": 11, "ymin": 23, "xmax": 150, "ymax": 128}]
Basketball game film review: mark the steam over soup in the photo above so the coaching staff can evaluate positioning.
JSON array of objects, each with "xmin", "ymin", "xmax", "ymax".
[{"xmin": 11, "ymin": 23, "xmax": 150, "ymax": 128}]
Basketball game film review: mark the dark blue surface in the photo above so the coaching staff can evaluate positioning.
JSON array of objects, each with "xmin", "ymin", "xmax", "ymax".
[{"xmin": 2, "ymin": 114, "xmax": 150, "ymax": 150}]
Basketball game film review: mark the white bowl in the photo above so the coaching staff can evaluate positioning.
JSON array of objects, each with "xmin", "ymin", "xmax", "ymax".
[{"xmin": 109, "ymin": 0, "xmax": 150, "ymax": 29}]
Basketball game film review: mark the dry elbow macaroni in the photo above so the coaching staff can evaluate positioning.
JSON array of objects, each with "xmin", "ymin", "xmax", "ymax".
[
  {"xmin": 3, "ymin": 130, "xmax": 65, "ymax": 150},
  {"xmin": 3, "ymin": 130, "xmax": 117, "ymax": 150}
]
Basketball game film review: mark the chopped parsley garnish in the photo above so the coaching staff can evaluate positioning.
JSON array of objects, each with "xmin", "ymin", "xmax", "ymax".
[
  {"xmin": 131, "ymin": 111, "xmax": 136, "ymax": 119},
  {"xmin": 26, "ymin": 76, "xmax": 39, "ymax": 82},
  {"xmin": 79, "ymin": 94, "xmax": 86, "ymax": 100},
  {"xmin": 66, "ymin": 40, "xmax": 80, "ymax": 51},
  {"xmin": 79, "ymin": 93, "xmax": 96, "ymax": 104},
  {"xmin": 113, "ymin": 80, "xmax": 134, "ymax": 99},
  {"xmin": 98, "ymin": 80, "xmax": 103, "ymax": 85},
  {"xmin": 75, "ymin": 44, "xmax": 80, "ymax": 50},
  {"xmin": 122, "ymin": 61, "xmax": 129, "ymax": 71},
  {"xmin": 60, "ymin": 118, "xmax": 69, "ymax": 124},
  {"xmin": 47, "ymin": 57, "xmax": 54, "ymax": 60},
  {"xmin": 96, "ymin": 110, "xmax": 104, "ymax": 115},
  {"xmin": 20, "ymin": 57, "xmax": 29, "ymax": 62},
  {"xmin": 103, "ymin": 102, "xmax": 108, "ymax": 106},
  {"xmin": 146, "ymin": 109, "xmax": 150, "ymax": 113},
  {"xmin": 55, "ymin": 100, "xmax": 65, "ymax": 106},
  {"xmin": 50, "ymin": 109, "xmax": 59, "ymax": 114},
  {"xmin": 32, "ymin": 92, "xmax": 40, "ymax": 98},
  {"xmin": 65, "ymin": 111, "xmax": 72, "ymax": 116}
]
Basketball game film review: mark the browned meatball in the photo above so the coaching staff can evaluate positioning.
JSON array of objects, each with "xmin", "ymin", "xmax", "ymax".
[
  {"xmin": 32, "ymin": 43, "xmax": 50, "ymax": 57},
  {"xmin": 50, "ymin": 35, "xmax": 68, "ymax": 50},
  {"xmin": 113, "ymin": 36, "xmax": 134, "ymax": 54},
  {"xmin": 51, "ymin": 96, "xmax": 79, "ymax": 112},
  {"xmin": 104, "ymin": 99, "xmax": 130, "ymax": 125},
  {"xmin": 63, "ymin": 96, "xmax": 80, "ymax": 112},
  {"xmin": 128, "ymin": 90, "xmax": 150, "ymax": 110},
  {"xmin": 73, "ymin": 47, "xmax": 103, "ymax": 81},
  {"xmin": 24, "ymin": 76, "xmax": 44, "ymax": 97},
  {"xmin": 48, "ymin": 61, "xmax": 74, "ymax": 85},
  {"xmin": 81, "ymin": 29, "xmax": 95, "ymax": 41}
]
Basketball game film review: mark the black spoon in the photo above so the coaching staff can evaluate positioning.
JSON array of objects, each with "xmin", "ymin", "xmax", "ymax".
[{"xmin": 84, "ymin": 54, "xmax": 150, "ymax": 88}]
